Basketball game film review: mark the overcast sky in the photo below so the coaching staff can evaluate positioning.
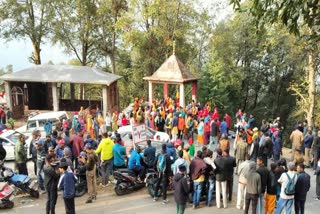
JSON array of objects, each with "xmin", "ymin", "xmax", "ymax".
[{"xmin": 0, "ymin": 0, "xmax": 233, "ymax": 72}]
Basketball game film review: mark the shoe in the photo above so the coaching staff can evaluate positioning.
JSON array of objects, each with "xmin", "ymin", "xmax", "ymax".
[
  {"xmin": 236, "ymin": 205, "xmax": 241, "ymax": 210},
  {"xmin": 85, "ymin": 198, "xmax": 92, "ymax": 203},
  {"xmin": 105, "ymin": 182, "xmax": 110, "ymax": 187},
  {"xmin": 153, "ymin": 197, "xmax": 158, "ymax": 202},
  {"xmin": 192, "ymin": 205, "xmax": 196, "ymax": 209},
  {"xmin": 162, "ymin": 199, "xmax": 169, "ymax": 204},
  {"xmin": 92, "ymin": 196, "xmax": 97, "ymax": 200},
  {"xmin": 315, "ymin": 197, "xmax": 320, "ymax": 201}
]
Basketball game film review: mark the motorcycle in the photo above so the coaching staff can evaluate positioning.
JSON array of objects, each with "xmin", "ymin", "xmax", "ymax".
[
  {"xmin": 113, "ymin": 168, "xmax": 155, "ymax": 196},
  {"xmin": 0, "ymin": 167, "xmax": 39, "ymax": 198},
  {"xmin": 0, "ymin": 182, "xmax": 14, "ymax": 209},
  {"xmin": 74, "ymin": 170, "xmax": 87, "ymax": 197},
  {"xmin": 145, "ymin": 171, "xmax": 174, "ymax": 198}
]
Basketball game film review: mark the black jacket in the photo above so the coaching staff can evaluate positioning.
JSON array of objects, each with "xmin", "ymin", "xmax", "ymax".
[
  {"xmin": 256, "ymin": 165, "xmax": 269, "ymax": 194},
  {"xmin": 223, "ymin": 155, "xmax": 236, "ymax": 178},
  {"xmin": 43, "ymin": 165, "xmax": 60, "ymax": 191},
  {"xmin": 173, "ymin": 173, "xmax": 190, "ymax": 204},
  {"xmin": 210, "ymin": 122, "xmax": 219, "ymax": 137},
  {"xmin": 295, "ymin": 171, "xmax": 310, "ymax": 200},
  {"xmin": 266, "ymin": 170, "xmax": 277, "ymax": 195},
  {"xmin": 214, "ymin": 156, "xmax": 227, "ymax": 181}
]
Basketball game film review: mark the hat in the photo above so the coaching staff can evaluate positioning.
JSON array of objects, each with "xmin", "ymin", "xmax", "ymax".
[
  {"xmin": 32, "ymin": 129, "xmax": 38, "ymax": 135},
  {"xmin": 178, "ymin": 164, "xmax": 187, "ymax": 172},
  {"xmin": 58, "ymin": 139, "xmax": 65, "ymax": 145},
  {"xmin": 85, "ymin": 143, "xmax": 92, "ymax": 150},
  {"xmin": 253, "ymin": 127, "xmax": 258, "ymax": 132}
]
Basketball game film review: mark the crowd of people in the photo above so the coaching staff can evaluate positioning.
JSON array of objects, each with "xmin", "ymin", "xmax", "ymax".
[{"xmin": 1, "ymin": 98, "xmax": 320, "ymax": 214}]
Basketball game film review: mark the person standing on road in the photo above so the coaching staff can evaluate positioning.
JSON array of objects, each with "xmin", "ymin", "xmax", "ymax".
[
  {"xmin": 223, "ymin": 148, "xmax": 236, "ymax": 203},
  {"xmin": 315, "ymin": 158, "xmax": 320, "ymax": 200},
  {"xmin": 81, "ymin": 144, "xmax": 98, "ymax": 203},
  {"xmin": 154, "ymin": 144, "xmax": 173, "ymax": 204},
  {"xmin": 95, "ymin": 132, "xmax": 114, "ymax": 186},
  {"xmin": 294, "ymin": 163, "xmax": 310, "ymax": 214},
  {"xmin": 173, "ymin": 164, "xmax": 190, "ymax": 214},
  {"xmin": 256, "ymin": 156, "xmax": 269, "ymax": 214},
  {"xmin": 173, "ymin": 150, "xmax": 189, "ymax": 175},
  {"xmin": 30, "ymin": 130, "xmax": 43, "ymax": 175},
  {"xmin": 190, "ymin": 150, "xmax": 207, "ymax": 209},
  {"xmin": 244, "ymin": 162, "xmax": 261, "ymax": 214},
  {"xmin": 303, "ymin": 130, "xmax": 313, "ymax": 168},
  {"xmin": 312, "ymin": 131, "xmax": 320, "ymax": 170},
  {"xmin": 203, "ymin": 149, "xmax": 216, "ymax": 207},
  {"xmin": 235, "ymin": 133, "xmax": 247, "ymax": 175},
  {"xmin": 15, "ymin": 134, "xmax": 28, "ymax": 175},
  {"xmin": 214, "ymin": 148, "xmax": 227, "ymax": 209},
  {"xmin": 44, "ymin": 154, "xmax": 60, "ymax": 214},
  {"xmin": 209, "ymin": 118, "xmax": 219, "ymax": 150},
  {"xmin": 274, "ymin": 162, "xmax": 297, "ymax": 214},
  {"xmin": 264, "ymin": 163, "xmax": 278, "ymax": 214},
  {"xmin": 236, "ymin": 154, "xmax": 253, "ymax": 210},
  {"xmin": 58, "ymin": 161, "xmax": 76, "ymax": 214},
  {"xmin": 290, "ymin": 126, "xmax": 304, "ymax": 161}
]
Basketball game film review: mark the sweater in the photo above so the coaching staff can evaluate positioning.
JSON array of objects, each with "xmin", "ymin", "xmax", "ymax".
[
  {"xmin": 256, "ymin": 165, "xmax": 269, "ymax": 194},
  {"xmin": 246, "ymin": 163, "xmax": 261, "ymax": 194},
  {"xmin": 173, "ymin": 173, "xmax": 190, "ymax": 204},
  {"xmin": 95, "ymin": 137, "xmax": 114, "ymax": 161},
  {"xmin": 58, "ymin": 171, "xmax": 76, "ymax": 199}
]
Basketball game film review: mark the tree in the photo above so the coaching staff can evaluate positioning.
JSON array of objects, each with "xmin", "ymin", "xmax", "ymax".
[
  {"xmin": 231, "ymin": 0, "xmax": 320, "ymax": 125},
  {"xmin": 0, "ymin": 0, "xmax": 54, "ymax": 64},
  {"xmin": 52, "ymin": 0, "xmax": 99, "ymax": 99}
]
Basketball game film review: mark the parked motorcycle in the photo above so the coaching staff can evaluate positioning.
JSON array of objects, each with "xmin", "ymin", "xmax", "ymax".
[
  {"xmin": 0, "ymin": 182, "xmax": 14, "ymax": 209},
  {"xmin": 0, "ymin": 165, "xmax": 39, "ymax": 198},
  {"xmin": 74, "ymin": 170, "xmax": 87, "ymax": 197},
  {"xmin": 145, "ymin": 171, "xmax": 174, "ymax": 198},
  {"xmin": 113, "ymin": 168, "xmax": 155, "ymax": 196}
]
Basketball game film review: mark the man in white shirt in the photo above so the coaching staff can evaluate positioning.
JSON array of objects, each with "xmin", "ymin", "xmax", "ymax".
[{"xmin": 274, "ymin": 162, "xmax": 297, "ymax": 214}]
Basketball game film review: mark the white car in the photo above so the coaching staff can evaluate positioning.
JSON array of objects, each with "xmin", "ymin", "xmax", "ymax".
[
  {"xmin": 0, "ymin": 129, "xmax": 32, "ymax": 160},
  {"xmin": 116, "ymin": 125, "xmax": 170, "ymax": 142},
  {"xmin": 16, "ymin": 111, "xmax": 69, "ymax": 138}
]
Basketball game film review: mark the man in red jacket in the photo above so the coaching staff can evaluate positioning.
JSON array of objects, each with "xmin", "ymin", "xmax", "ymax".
[{"xmin": 70, "ymin": 131, "xmax": 85, "ymax": 169}]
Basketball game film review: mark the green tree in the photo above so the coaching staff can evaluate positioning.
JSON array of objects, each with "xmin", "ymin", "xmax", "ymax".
[
  {"xmin": 231, "ymin": 0, "xmax": 319, "ymax": 126},
  {"xmin": 0, "ymin": 0, "xmax": 54, "ymax": 64}
]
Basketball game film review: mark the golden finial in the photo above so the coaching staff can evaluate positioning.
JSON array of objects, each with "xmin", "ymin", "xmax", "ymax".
[{"xmin": 173, "ymin": 40, "xmax": 176, "ymax": 55}]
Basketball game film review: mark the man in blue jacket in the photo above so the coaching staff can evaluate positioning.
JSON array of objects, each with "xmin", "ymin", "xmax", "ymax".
[
  {"xmin": 58, "ymin": 159, "xmax": 76, "ymax": 214},
  {"xmin": 128, "ymin": 146, "xmax": 145, "ymax": 182},
  {"xmin": 294, "ymin": 163, "xmax": 310, "ymax": 214}
]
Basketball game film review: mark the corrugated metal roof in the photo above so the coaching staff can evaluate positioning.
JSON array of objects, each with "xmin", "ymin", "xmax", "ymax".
[
  {"xmin": 0, "ymin": 65, "xmax": 122, "ymax": 86},
  {"xmin": 143, "ymin": 54, "xmax": 200, "ymax": 83}
]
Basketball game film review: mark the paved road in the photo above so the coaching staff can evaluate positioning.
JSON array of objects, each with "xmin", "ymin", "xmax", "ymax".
[{"xmin": 2, "ymin": 144, "xmax": 320, "ymax": 214}]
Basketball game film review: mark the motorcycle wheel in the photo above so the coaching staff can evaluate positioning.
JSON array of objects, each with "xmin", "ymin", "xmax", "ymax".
[
  {"xmin": 114, "ymin": 183, "xmax": 128, "ymax": 196},
  {"xmin": 147, "ymin": 178, "xmax": 162, "ymax": 198},
  {"xmin": 5, "ymin": 201, "xmax": 14, "ymax": 209},
  {"xmin": 30, "ymin": 190, "xmax": 39, "ymax": 198},
  {"xmin": 75, "ymin": 187, "xmax": 87, "ymax": 197}
]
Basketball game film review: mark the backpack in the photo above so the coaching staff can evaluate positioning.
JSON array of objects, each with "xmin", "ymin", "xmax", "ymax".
[
  {"xmin": 284, "ymin": 173, "xmax": 296, "ymax": 195},
  {"xmin": 156, "ymin": 154, "xmax": 167, "ymax": 173}
]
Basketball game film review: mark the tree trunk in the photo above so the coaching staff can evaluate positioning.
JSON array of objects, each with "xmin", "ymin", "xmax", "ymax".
[
  {"xmin": 111, "ymin": 31, "xmax": 116, "ymax": 74},
  {"xmin": 32, "ymin": 42, "xmax": 41, "ymax": 65},
  {"xmin": 307, "ymin": 51, "xmax": 315, "ymax": 126}
]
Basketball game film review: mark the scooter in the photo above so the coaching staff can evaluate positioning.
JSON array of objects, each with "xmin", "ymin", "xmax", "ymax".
[
  {"xmin": 0, "ymin": 182, "xmax": 15, "ymax": 209},
  {"xmin": 113, "ymin": 168, "xmax": 155, "ymax": 196},
  {"xmin": 0, "ymin": 166, "xmax": 39, "ymax": 198}
]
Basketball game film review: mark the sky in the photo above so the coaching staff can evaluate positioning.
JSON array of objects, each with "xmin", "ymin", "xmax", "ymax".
[{"xmin": 0, "ymin": 0, "xmax": 233, "ymax": 72}]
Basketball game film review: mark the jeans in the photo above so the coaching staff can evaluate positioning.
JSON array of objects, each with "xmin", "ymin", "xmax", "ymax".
[
  {"xmin": 294, "ymin": 199, "xmax": 305, "ymax": 214},
  {"xmin": 274, "ymin": 197, "xmax": 294, "ymax": 214},
  {"xmin": 101, "ymin": 159, "xmax": 113, "ymax": 185},
  {"xmin": 176, "ymin": 203, "xmax": 186, "ymax": 214},
  {"xmin": 207, "ymin": 179, "xmax": 214, "ymax": 205},
  {"xmin": 215, "ymin": 180, "xmax": 227, "ymax": 208},
  {"xmin": 236, "ymin": 182, "xmax": 246, "ymax": 209},
  {"xmin": 244, "ymin": 193, "xmax": 258, "ymax": 214},
  {"xmin": 193, "ymin": 181, "xmax": 203, "ymax": 206},
  {"xmin": 154, "ymin": 173, "xmax": 169, "ymax": 200},
  {"xmin": 256, "ymin": 193, "xmax": 264, "ymax": 214},
  {"xmin": 46, "ymin": 186, "xmax": 57, "ymax": 214}
]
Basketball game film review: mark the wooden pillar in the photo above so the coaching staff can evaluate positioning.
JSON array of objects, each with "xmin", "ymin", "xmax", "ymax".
[
  {"xmin": 192, "ymin": 81, "xmax": 197, "ymax": 102},
  {"xmin": 4, "ymin": 81, "xmax": 12, "ymax": 109},
  {"xmin": 179, "ymin": 83, "xmax": 185, "ymax": 108},
  {"xmin": 52, "ymin": 82, "xmax": 59, "ymax": 111},
  {"xmin": 102, "ymin": 86, "xmax": 108, "ymax": 118},
  {"xmin": 148, "ymin": 81, "xmax": 154, "ymax": 104},
  {"xmin": 163, "ymin": 83, "xmax": 168, "ymax": 98}
]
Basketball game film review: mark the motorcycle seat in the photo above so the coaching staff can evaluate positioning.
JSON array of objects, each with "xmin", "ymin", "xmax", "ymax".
[{"xmin": 116, "ymin": 169, "xmax": 137, "ymax": 177}]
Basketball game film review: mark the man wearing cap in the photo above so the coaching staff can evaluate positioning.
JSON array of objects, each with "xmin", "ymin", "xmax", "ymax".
[
  {"xmin": 58, "ymin": 160, "xmax": 76, "ymax": 214},
  {"xmin": 80, "ymin": 144, "xmax": 98, "ymax": 203},
  {"xmin": 35, "ymin": 139, "xmax": 46, "ymax": 192},
  {"xmin": 173, "ymin": 164, "xmax": 190, "ymax": 214},
  {"xmin": 55, "ymin": 137, "xmax": 71, "ymax": 159},
  {"xmin": 30, "ymin": 129, "xmax": 43, "ymax": 175},
  {"xmin": 95, "ymin": 132, "xmax": 114, "ymax": 186}
]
